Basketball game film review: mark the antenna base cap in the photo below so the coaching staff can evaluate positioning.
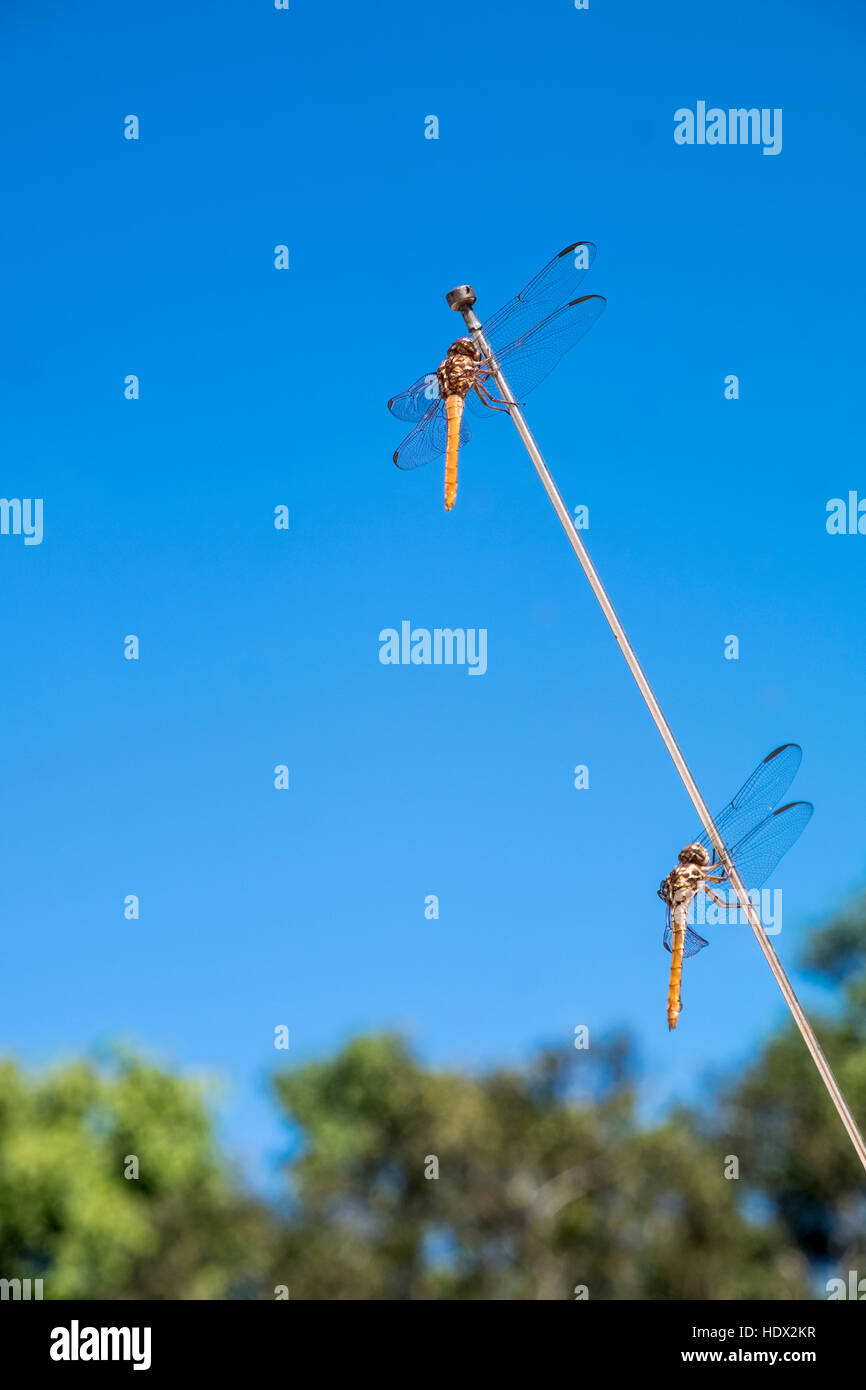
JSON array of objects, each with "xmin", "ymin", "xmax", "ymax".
[{"xmin": 446, "ymin": 285, "xmax": 477, "ymax": 312}]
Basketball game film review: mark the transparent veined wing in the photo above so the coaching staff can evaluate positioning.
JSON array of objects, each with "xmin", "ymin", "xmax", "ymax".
[
  {"xmin": 481, "ymin": 241, "xmax": 598, "ymax": 358},
  {"xmin": 705, "ymin": 800, "xmax": 813, "ymax": 893},
  {"xmin": 388, "ymin": 372, "xmax": 441, "ymax": 424},
  {"xmin": 694, "ymin": 744, "xmax": 803, "ymax": 860},
  {"xmin": 663, "ymin": 908, "xmax": 709, "ymax": 958},
  {"xmin": 465, "ymin": 295, "xmax": 606, "ymax": 420},
  {"xmin": 392, "ymin": 399, "xmax": 471, "ymax": 470},
  {"xmin": 390, "ymin": 240, "xmax": 601, "ymax": 435},
  {"xmin": 393, "ymin": 290, "xmax": 606, "ymax": 430}
]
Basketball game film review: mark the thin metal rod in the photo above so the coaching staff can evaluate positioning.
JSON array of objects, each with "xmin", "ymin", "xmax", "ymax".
[{"xmin": 460, "ymin": 305, "xmax": 866, "ymax": 1175}]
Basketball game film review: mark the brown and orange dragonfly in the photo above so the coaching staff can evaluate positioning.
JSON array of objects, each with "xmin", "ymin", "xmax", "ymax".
[
  {"xmin": 658, "ymin": 743, "xmax": 813, "ymax": 1031},
  {"xmin": 388, "ymin": 241, "xmax": 606, "ymax": 511}
]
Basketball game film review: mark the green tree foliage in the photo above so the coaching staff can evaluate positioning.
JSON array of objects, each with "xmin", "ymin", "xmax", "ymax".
[
  {"xmin": 719, "ymin": 895, "xmax": 866, "ymax": 1278},
  {"xmin": 0, "ymin": 1048, "xmax": 265, "ymax": 1299},
  {"xmin": 269, "ymin": 1034, "xmax": 808, "ymax": 1299},
  {"xmin": 2, "ymin": 899, "xmax": 866, "ymax": 1299}
]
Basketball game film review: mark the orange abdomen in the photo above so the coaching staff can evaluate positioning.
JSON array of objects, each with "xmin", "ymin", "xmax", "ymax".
[
  {"xmin": 444, "ymin": 394, "xmax": 464, "ymax": 512},
  {"xmin": 667, "ymin": 925, "xmax": 684, "ymax": 1030}
]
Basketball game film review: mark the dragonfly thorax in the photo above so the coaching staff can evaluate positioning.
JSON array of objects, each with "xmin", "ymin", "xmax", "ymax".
[
  {"xmin": 658, "ymin": 846, "xmax": 711, "ymax": 907},
  {"xmin": 437, "ymin": 339, "xmax": 482, "ymax": 401}
]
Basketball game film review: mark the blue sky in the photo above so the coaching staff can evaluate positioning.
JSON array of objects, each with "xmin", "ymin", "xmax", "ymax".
[{"xmin": 1, "ymin": 0, "xmax": 865, "ymax": 1188}]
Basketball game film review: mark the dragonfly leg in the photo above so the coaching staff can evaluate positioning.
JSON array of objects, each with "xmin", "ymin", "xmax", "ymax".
[
  {"xmin": 703, "ymin": 883, "xmax": 733, "ymax": 909},
  {"xmin": 473, "ymin": 381, "xmax": 511, "ymax": 414}
]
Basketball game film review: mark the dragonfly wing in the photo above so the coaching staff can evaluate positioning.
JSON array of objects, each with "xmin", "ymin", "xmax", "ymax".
[
  {"xmin": 388, "ymin": 372, "xmax": 441, "ymax": 424},
  {"xmin": 394, "ymin": 242, "xmax": 600, "ymax": 430},
  {"xmin": 491, "ymin": 295, "xmax": 606, "ymax": 402},
  {"xmin": 695, "ymin": 743, "xmax": 803, "ymax": 863},
  {"xmin": 392, "ymin": 400, "xmax": 470, "ymax": 471},
  {"xmin": 706, "ymin": 801, "xmax": 813, "ymax": 893},
  {"xmin": 664, "ymin": 918, "xmax": 709, "ymax": 958},
  {"xmin": 683, "ymin": 927, "xmax": 710, "ymax": 958},
  {"xmin": 482, "ymin": 241, "xmax": 598, "ymax": 358}
]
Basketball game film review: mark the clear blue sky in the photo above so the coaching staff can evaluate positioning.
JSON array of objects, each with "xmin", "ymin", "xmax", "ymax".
[{"xmin": 2, "ymin": 0, "xmax": 865, "ymax": 1187}]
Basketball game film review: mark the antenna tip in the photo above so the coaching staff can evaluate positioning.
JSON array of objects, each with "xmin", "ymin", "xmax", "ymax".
[{"xmin": 446, "ymin": 284, "xmax": 476, "ymax": 312}]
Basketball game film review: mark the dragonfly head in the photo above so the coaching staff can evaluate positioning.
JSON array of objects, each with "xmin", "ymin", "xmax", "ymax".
[
  {"xmin": 678, "ymin": 842, "xmax": 710, "ymax": 867},
  {"xmin": 448, "ymin": 336, "xmax": 481, "ymax": 360}
]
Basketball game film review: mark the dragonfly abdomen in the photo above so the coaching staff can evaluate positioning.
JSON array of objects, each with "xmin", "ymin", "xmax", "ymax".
[
  {"xmin": 666, "ymin": 903, "xmax": 692, "ymax": 1031},
  {"xmin": 437, "ymin": 344, "xmax": 479, "ymax": 513},
  {"xmin": 443, "ymin": 395, "xmax": 464, "ymax": 512},
  {"xmin": 663, "ymin": 860, "xmax": 705, "ymax": 1031}
]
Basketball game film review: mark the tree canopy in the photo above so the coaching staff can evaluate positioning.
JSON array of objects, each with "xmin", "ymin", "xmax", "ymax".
[{"xmin": 1, "ymin": 898, "xmax": 865, "ymax": 1299}]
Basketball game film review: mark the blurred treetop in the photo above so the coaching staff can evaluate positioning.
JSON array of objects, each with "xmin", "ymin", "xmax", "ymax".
[{"xmin": 1, "ymin": 897, "xmax": 865, "ymax": 1299}]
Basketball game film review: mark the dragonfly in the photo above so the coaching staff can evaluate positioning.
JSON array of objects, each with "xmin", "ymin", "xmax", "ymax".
[
  {"xmin": 658, "ymin": 743, "xmax": 813, "ymax": 1031},
  {"xmin": 388, "ymin": 241, "xmax": 606, "ymax": 511}
]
